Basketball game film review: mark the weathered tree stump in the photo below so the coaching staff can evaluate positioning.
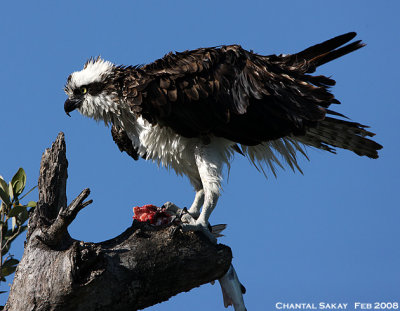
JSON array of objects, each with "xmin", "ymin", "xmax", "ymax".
[{"xmin": 5, "ymin": 133, "xmax": 232, "ymax": 311}]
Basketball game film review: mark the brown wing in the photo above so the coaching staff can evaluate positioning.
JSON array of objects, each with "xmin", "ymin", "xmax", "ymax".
[
  {"xmin": 111, "ymin": 125, "xmax": 140, "ymax": 160},
  {"xmin": 119, "ymin": 32, "xmax": 381, "ymax": 157}
]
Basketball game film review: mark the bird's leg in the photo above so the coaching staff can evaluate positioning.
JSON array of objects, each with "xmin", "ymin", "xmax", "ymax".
[
  {"xmin": 179, "ymin": 189, "xmax": 205, "ymax": 226},
  {"xmin": 163, "ymin": 177, "xmax": 203, "ymax": 223},
  {"xmin": 181, "ymin": 190, "xmax": 219, "ymax": 243},
  {"xmin": 188, "ymin": 189, "xmax": 204, "ymax": 219},
  {"xmin": 195, "ymin": 186, "xmax": 219, "ymax": 228},
  {"xmin": 181, "ymin": 146, "xmax": 223, "ymax": 243}
]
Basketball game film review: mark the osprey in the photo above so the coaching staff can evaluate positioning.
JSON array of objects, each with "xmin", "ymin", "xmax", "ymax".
[{"xmin": 64, "ymin": 32, "xmax": 382, "ymax": 239}]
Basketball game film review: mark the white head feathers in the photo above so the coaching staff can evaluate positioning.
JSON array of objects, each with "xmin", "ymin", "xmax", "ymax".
[
  {"xmin": 64, "ymin": 57, "xmax": 121, "ymax": 123},
  {"xmin": 65, "ymin": 57, "xmax": 114, "ymax": 94}
]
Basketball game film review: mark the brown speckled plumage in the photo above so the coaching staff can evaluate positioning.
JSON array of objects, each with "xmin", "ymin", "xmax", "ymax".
[{"xmin": 104, "ymin": 32, "xmax": 382, "ymax": 159}]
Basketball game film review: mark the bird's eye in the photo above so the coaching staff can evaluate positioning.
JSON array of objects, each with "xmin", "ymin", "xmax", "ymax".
[{"xmin": 80, "ymin": 87, "xmax": 88, "ymax": 95}]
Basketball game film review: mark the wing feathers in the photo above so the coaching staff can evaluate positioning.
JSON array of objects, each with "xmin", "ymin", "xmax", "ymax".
[
  {"xmin": 309, "ymin": 40, "xmax": 365, "ymax": 68},
  {"xmin": 111, "ymin": 125, "xmax": 140, "ymax": 160},
  {"xmin": 294, "ymin": 32, "xmax": 357, "ymax": 63},
  {"xmin": 116, "ymin": 33, "xmax": 381, "ymax": 161}
]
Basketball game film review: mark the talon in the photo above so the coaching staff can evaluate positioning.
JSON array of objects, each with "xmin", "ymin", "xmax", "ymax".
[{"xmin": 179, "ymin": 207, "xmax": 188, "ymax": 218}]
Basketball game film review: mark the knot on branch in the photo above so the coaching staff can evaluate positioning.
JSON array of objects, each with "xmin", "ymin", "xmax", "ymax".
[{"xmin": 37, "ymin": 188, "xmax": 93, "ymax": 248}]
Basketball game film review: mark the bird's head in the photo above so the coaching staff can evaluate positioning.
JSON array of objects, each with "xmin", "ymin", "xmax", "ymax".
[{"xmin": 64, "ymin": 57, "xmax": 119, "ymax": 122}]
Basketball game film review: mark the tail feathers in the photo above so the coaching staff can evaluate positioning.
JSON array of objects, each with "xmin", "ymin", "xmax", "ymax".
[
  {"xmin": 293, "ymin": 32, "xmax": 365, "ymax": 71},
  {"xmin": 297, "ymin": 117, "xmax": 382, "ymax": 159},
  {"xmin": 211, "ymin": 224, "xmax": 227, "ymax": 238}
]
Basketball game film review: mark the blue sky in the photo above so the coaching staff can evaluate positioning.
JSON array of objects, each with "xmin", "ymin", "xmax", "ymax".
[{"xmin": 0, "ymin": 1, "xmax": 399, "ymax": 309}]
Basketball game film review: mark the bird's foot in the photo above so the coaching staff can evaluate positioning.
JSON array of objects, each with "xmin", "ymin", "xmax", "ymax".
[
  {"xmin": 162, "ymin": 202, "xmax": 218, "ymax": 243},
  {"xmin": 162, "ymin": 202, "xmax": 199, "ymax": 220}
]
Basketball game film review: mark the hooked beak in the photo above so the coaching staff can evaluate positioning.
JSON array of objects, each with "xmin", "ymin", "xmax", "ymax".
[{"xmin": 64, "ymin": 98, "xmax": 82, "ymax": 117}]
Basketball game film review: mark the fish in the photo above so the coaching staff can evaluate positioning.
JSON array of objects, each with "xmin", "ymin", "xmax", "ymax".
[{"xmin": 218, "ymin": 264, "xmax": 247, "ymax": 311}]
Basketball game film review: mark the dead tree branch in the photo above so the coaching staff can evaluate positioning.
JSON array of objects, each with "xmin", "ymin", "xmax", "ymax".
[{"xmin": 5, "ymin": 132, "xmax": 232, "ymax": 311}]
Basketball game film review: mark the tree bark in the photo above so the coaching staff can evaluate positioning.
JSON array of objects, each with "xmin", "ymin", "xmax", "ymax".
[{"xmin": 5, "ymin": 133, "xmax": 232, "ymax": 311}]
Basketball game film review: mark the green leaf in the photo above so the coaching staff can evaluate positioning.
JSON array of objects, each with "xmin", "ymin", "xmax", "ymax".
[
  {"xmin": 11, "ymin": 168, "xmax": 26, "ymax": 196},
  {"xmin": 17, "ymin": 208, "xmax": 29, "ymax": 225},
  {"xmin": 26, "ymin": 201, "xmax": 36, "ymax": 208},
  {"xmin": 0, "ymin": 177, "xmax": 8, "ymax": 197},
  {"xmin": 1, "ymin": 243, "xmax": 10, "ymax": 257},
  {"xmin": 1, "ymin": 221, "xmax": 8, "ymax": 238},
  {"xmin": 11, "ymin": 217, "xmax": 16, "ymax": 231},
  {"xmin": 8, "ymin": 182, "xmax": 13, "ymax": 201},
  {"xmin": 8, "ymin": 205, "xmax": 26, "ymax": 218},
  {"xmin": 1, "ymin": 262, "xmax": 18, "ymax": 278},
  {"xmin": 0, "ymin": 187, "xmax": 10, "ymax": 207},
  {"xmin": 2, "ymin": 259, "xmax": 19, "ymax": 276},
  {"xmin": 3, "ymin": 258, "xmax": 19, "ymax": 268}
]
